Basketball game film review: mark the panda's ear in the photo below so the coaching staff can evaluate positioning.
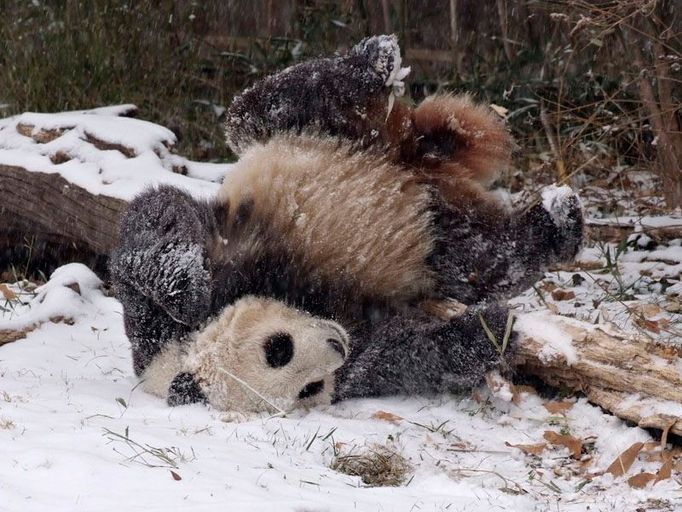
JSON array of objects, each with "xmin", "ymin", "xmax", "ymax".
[{"xmin": 167, "ymin": 372, "xmax": 208, "ymax": 406}]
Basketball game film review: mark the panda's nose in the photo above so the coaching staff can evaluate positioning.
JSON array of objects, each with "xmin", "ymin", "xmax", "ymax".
[{"xmin": 326, "ymin": 338, "xmax": 346, "ymax": 359}]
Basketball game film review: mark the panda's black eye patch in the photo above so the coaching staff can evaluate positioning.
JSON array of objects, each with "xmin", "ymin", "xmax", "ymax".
[
  {"xmin": 298, "ymin": 380, "xmax": 324, "ymax": 399},
  {"xmin": 263, "ymin": 332, "xmax": 294, "ymax": 368}
]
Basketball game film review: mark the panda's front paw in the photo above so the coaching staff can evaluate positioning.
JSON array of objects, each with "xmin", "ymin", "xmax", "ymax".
[
  {"xmin": 167, "ymin": 372, "xmax": 207, "ymax": 406},
  {"xmin": 529, "ymin": 185, "xmax": 583, "ymax": 263},
  {"xmin": 151, "ymin": 241, "xmax": 213, "ymax": 327}
]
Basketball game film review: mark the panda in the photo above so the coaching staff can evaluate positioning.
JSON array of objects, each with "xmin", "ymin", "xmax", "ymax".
[
  {"xmin": 110, "ymin": 137, "xmax": 582, "ymax": 409},
  {"xmin": 109, "ymin": 36, "xmax": 584, "ymax": 411},
  {"xmin": 140, "ymin": 295, "xmax": 350, "ymax": 412}
]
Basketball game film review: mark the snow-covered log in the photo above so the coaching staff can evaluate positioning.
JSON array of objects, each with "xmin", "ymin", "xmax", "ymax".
[
  {"xmin": 514, "ymin": 312, "xmax": 682, "ymax": 436},
  {"xmin": 0, "ymin": 106, "xmax": 229, "ymax": 259},
  {"xmin": 586, "ymin": 217, "xmax": 682, "ymax": 243},
  {"xmin": 1, "ymin": 163, "xmax": 126, "ymax": 254}
]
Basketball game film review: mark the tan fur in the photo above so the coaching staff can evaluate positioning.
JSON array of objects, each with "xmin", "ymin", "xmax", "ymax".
[
  {"xmin": 141, "ymin": 342, "xmax": 185, "ymax": 399},
  {"xmin": 412, "ymin": 93, "xmax": 514, "ymax": 186},
  {"xmin": 217, "ymin": 135, "xmax": 436, "ymax": 302},
  {"xmin": 186, "ymin": 296, "xmax": 348, "ymax": 413}
]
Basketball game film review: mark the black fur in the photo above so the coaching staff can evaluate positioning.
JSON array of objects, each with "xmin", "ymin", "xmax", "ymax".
[
  {"xmin": 430, "ymin": 194, "xmax": 583, "ymax": 303},
  {"xmin": 298, "ymin": 380, "xmax": 325, "ymax": 399},
  {"xmin": 167, "ymin": 372, "xmax": 207, "ymax": 406},
  {"xmin": 264, "ymin": 332, "xmax": 294, "ymax": 368},
  {"xmin": 225, "ymin": 35, "xmax": 399, "ymax": 154},
  {"xmin": 109, "ymin": 186, "xmax": 216, "ymax": 375},
  {"xmin": 334, "ymin": 302, "xmax": 512, "ymax": 400}
]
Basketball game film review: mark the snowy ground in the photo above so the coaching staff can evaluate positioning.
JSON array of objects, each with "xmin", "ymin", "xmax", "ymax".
[
  {"xmin": 1, "ymin": 259, "xmax": 681, "ymax": 511},
  {"xmin": 2, "ymin": 109, "xmax": 682, "ymax": 511}
]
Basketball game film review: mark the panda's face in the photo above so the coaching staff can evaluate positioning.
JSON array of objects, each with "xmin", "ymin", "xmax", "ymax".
[{"xmin": 187, "ymin": 296, "xmax": 349, "ymax": 413}]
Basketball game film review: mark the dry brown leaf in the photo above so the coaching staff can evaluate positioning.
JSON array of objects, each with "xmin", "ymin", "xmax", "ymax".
[
  {"xmin": 509, "ymin": 384, "xmax": 521, "ymax": 405},
  {"xmin": 655, "ymin": 454, "xmax": 673, "ymax": 483},
  {"xmin": 450, "ymin": 441, "xmax": 468, "ymax": 450},
  {"xmin": 606, "ymin": 442, "xmax": 644, "ymax": 477},
  {"xmin": 633, "ymin": 315, "xmax": 660, "ymax": 334},
  {"xmin": 0, "ymin": 284, "xmax": 17, "ymax": 301},
  {"xmin": 551, "ymin": 289, "xmax": 576, "ymax": 301},
  {"xmin": 642, "ymin": 441, "xmax": 660, "ymax": 452},
  {"xmin": 489, "ymin": 103, "xmax": 509, "ymax": 118},
  {"xmin": 543, "ymin": 401, "xmax": 574, "ymax": 415},
  {"xmin": 543, "ymin": 431, "xmax": 582, "ymax": 459},
  {"xmin": 170, "ymin": 470, "xmax": 182, "ymax": 481},
  {"xmin": 644, "ymin": 452, "xmax": 664, "ymax": 463},
  {"xmin": 628, "ymin": 472, "xmax": 656, "ymax": 488},
  {"xmin": 637, "ymin": 303, "xmax": 663, "ymax": 318},
  {"xmin": 578, "ymin": 457, "xmax": 594, "ymax": 470},
  {"xmin": 513, "ymin": 385, "xmax": 538, "ymax": 397},
  {"xmin": 540, "ymin": 281, "xmax": 557, "ymax": 292},
  {"xmin": 505, "ymin": 442, "xmax": 546, "ymax": 456},
  {"xmin": 371, "ymin": 411, "xmax": 403, "ymax": 424}
]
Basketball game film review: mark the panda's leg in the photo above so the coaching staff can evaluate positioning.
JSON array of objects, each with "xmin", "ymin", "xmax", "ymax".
[
  {"xmin": 334, "ymin": 302, "xmax": 512, "ymax": 401},
  {"xmin": 114, "ymin": 279, "xmax": 192, "ymax": 376},
  {"xmin": 109, "ymin": 185, "xmax": 216, "ymax": 328},
  {"xmin": 432, "ymin": 185, "xmax": 583, "ymax": 303}
]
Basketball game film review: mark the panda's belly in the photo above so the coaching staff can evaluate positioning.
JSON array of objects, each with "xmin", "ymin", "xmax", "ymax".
[{"xmin": 218, "ymin": 135, "xmax": 437, "ymax": 303}]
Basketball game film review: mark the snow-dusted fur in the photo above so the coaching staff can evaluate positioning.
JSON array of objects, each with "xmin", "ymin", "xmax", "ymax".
[
  {"xmin": 110, "ymin": 35, "xmax": 583, "ymax": 410},
  {"xmin": 141, "ymin": 296, "xmax": 349, "ymax": 412},
  {"xmin": 110, "ymin": 137, "xmax": 583, "ymax": 408},
  {"xmin": 216, "ymin": 135, "xmax": 435, "ymax": 305},
  {"xmin": 225, "ymin": 35, "xmax": 409, "ymax": 155}
]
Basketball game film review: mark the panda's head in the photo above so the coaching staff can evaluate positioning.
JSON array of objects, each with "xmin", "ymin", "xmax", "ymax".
[{"xmin": 173, "ymin": 296, "xmax": 350, "ymax": 413}]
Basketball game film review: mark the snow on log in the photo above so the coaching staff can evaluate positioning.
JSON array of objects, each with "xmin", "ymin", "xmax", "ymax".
[
  {"xmin": 0, "ymin": 106, "xmax": 230, "ymax": 256},
  {"xmin": 514, "ymin": 311, "xmax": 682, "ymax": 435},
  {"xmin": 586, "ymin": 216, "xmax": 682, "ymax": 243}
]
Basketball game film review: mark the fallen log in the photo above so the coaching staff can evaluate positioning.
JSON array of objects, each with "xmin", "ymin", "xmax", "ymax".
[
  {"xmin": 514, "ymin": 312, "xmax": 682, "ymax": 436},
  {"xmin": 0, "ymin": 164, "xmax": 126, "ymax": 254},
  {"xmin": 586, "ymin": 217, "xmax": 682, "ymax": 243},
  {"xmin": 0, "ymin": 106, "xmax": 225, "ymax": 268}
]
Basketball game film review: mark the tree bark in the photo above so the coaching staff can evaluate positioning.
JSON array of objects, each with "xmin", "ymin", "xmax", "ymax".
[
  {"xmin": 515, "ymin": 313, "xmax": 682, "ymax": 436},
  {"xmin": 0, "ymin": 164, "xmax": 126, "ymax": 255}
]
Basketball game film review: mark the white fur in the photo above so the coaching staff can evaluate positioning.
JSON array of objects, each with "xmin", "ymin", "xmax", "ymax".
[
  {"xmin": 186, "ymin": 296, "xmax": 348, "ymax": 413},
  {"xmin": 141, "ymin": 342, "xmax": 185, "ymax": 398},
  {"xmin": 142, "ymin": 296, "xmax": 349, "ymax": 414}
]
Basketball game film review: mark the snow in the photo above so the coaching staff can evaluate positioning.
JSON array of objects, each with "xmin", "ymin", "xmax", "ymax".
[
  {"xmin": 587, "ymin": 214, "xmax": 682, "ymax": 229},
  {"xmin": 0, "ymin": 106, "xmax": 233, "ymax": 201},
  {"xmin": 0, "ymin": 263, "xmax": 102, "ymax": 331},
  {"xmin": 2, "ymin": 265, "xmax": 681, "ymax": 511},
  {"xmin": 515, "ymin": 312, "xmax": 578, "ymax": 364},
  {"xmin": 540, "ymin": 184, "xmax": 578, "ymax": 229}
]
